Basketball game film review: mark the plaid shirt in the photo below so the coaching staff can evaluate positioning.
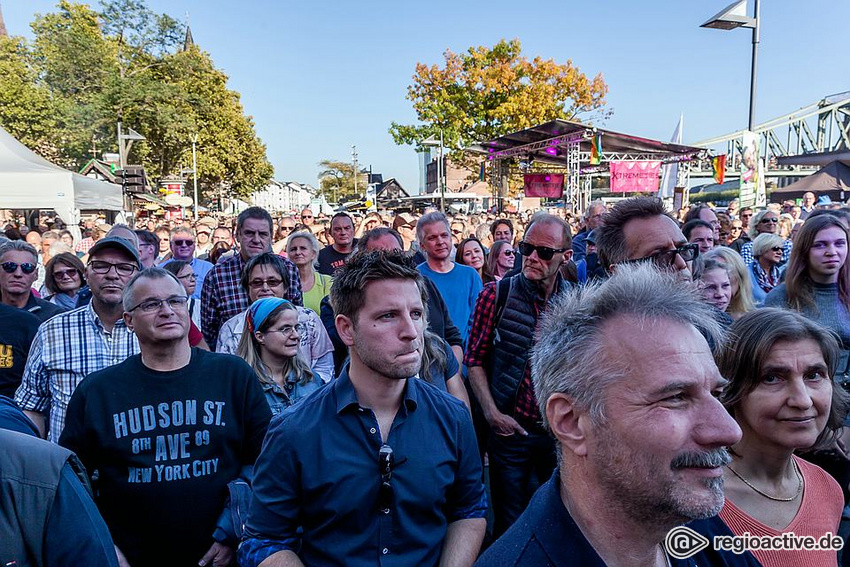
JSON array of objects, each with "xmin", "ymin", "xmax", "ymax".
[
  {"xmin": 74, "ymin": 237, "xmax": 96, "ymax": 254},
  {"xmin": 14, "ymin": 302, "xmax": 139, "ymax": 443},
  {"xmin": 200, "ymin": 253, "xmax": 302, "ymax": 348},
  {"xmin": 739, "ymin": 238, "xmax": 792, "ymax": 267},
  {"xmin": 464, "ymin": 281, "xmax": 542, "ymax": 426}
]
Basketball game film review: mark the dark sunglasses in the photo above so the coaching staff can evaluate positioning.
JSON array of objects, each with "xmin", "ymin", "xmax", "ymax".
[
  {"xmin": 1, "ymin": 261, "xmax": 37, "ymax": 274},
  {"xmin": 378, "ymin": 444, "xmax": 394, "ymax": 514},
  {"xmin": 172, "ymin": 239, "xmax": 195, "ymax": 247},
  {"xmin": 770, "ymin": 246, "xmax": 783, "ymax": 252},
  {"xmin": 301, "ymin": 214, "xmax": 313, "ymax": 219},
  {"xmin": 518, "ymin": 241, "xmax": 567, "ymax": 261},
  {"xmin": 503, "ymin": 249, "xmax": 515, "ymax": 256},
  {"xmin": 279, "ymin": 226, "xmax": 295, "ymax": 232},
  {"xmin": 625, "ymin": 243, "xmax": 699, "ymax": 268},
  {"xmin": 760, "ymin": 217, "xmax": 779, "ymax": 224}
]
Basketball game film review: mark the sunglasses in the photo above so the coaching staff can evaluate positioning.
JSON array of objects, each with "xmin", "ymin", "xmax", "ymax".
[
  {"xmin": 770, "ymin": 246, "xmax": 783, "ymax": 252},
  {"xmin": 53, "ymin": 268, "xmax": 80, "ymax": 279},
  {"xmin": 248, "ymin": 277, "xmax": 283, "ymax": 289},
  {"xmin": 279, "ymin": 226, "xmax": 296, "ymax": 232},
  {"xmin": 301, "ymin": 215, "xmax": 313, "ymax": 220},
  {"xmin": 760, "ymin": 218, "xmax": 779, "ymax": 224},
  {"xmin": 503, "ymin": 249, "xmax": 515, "ymax": 256},
  {"xmin": 1, "ymin": 261, "xmax": 37, "ymax": 274},
  {"xmin": 378, "ymin": 444, "xmax": 394, "ymax": 514},
  {"xmin": 625, "ymin": 243, "xmax": 699, "ymax": 268},
  {"xmin": 518, "ymin": 241, "xmax": 567, "ymax": 261},
  {"xmin": 173, "ymin": 239, "xmax": 195, "ymax": 246}
]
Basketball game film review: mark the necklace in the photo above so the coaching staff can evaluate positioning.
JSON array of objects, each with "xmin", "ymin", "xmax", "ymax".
[{"xmin": 726, "ymin": 459, "xmax": 803, "ymax": 502}]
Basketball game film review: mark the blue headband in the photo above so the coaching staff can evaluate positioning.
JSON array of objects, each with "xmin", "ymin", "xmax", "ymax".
[{"xmin": 249, "ymin": 297, "xmax": 291, "ymax": 331}]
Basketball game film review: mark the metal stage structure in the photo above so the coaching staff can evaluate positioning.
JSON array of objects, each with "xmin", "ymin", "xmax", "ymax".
[
  {"xmin": 691, "ymin": 91, "xmax": 850, "ymax": 183},
  {"xmin": 471, "ymin": 120, "xmax": 708, "ymax": 212}
]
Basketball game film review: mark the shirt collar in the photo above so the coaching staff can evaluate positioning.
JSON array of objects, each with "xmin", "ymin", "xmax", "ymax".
[
  {"xmin": 85, "ymin": 300, "xmax": 128, "ymax": 332},
  {"xmin": 333, "ymin": 365, "xmax": 419, "ymax": 415}
]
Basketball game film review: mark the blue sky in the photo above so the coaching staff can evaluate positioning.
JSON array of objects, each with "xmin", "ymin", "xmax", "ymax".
[{"xmin": 5, "ymin": 0, "xmax": 849, "ymax": 193}]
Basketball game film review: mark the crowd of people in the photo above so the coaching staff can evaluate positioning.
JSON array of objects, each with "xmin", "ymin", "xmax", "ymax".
[{"xmin": 1, "ymin": 190, "xmax": 850, "ymax": 566}]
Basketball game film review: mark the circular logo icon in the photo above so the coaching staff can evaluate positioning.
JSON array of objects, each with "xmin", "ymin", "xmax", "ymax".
[{"xmin": 664, "ymin": 525, "xmax": 710, "ymax": 559}]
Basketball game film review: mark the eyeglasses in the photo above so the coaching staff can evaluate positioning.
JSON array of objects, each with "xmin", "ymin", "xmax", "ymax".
[
  {"xmin": 265, "ymin": 323, "xmax": 305, "ymax": 336},
  {"xmin": 279, "ymin": 226, "xmax": 295, "ymax": 232},
  {"xmin": 1, "ymin": 261, "xmax": 37, "ymax": 274},
  {"xmin": 378, "ymin": 444, "xmax": 394, "ymax": 514},
  {"xmin": 518, "ymin": 241, "xmax": 568, "ymax": 261},
  {"xmin": 770, "ymin": 246, "xmax": 783, "ymax": 252},
  {"xmin": 301, "ymin": 214, "xmax": 313, "ymax": 220},
  {"xmin": 88, "ymin": 261, "xmax": 138, "ymax": 277},
  {"xmin": 177, "ymin": 272, "xmax": 197, "ymax": 280},
  {"xmin": 760, "ymin": 218, "xmax": 779, "ymax": 224},
  {"xmin": 625, "ymin": 243, "xmax": 699, "ymax": 268},
  {"xmin": 53, "ymin": 268, "xmax": 80, "ymax": 280},
  {"xmin": 128, "ymin": 295, "xmax": 189, "ymax": 313},
  {"xmin": 248, "ymin": 277, "xmax": 284, "ymax": 289},
  {"xmin": 503, "ymin": 249, "xmax": 515, "ymax": 257},
  {"xmin": 172, "ymin": 239, "xmax": 195, "ymax": 247}
]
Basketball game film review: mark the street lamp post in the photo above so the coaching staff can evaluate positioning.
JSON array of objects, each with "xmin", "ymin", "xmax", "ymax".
[
  {"xmin": 701, "ymin": 0, "xmax": 760, "ymax": 131},
  {"xmin": 191, "ymin": 133, "xmax": 199, "ymax": 219}
]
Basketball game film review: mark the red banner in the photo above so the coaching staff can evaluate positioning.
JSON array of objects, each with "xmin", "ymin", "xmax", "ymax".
[
  {"xmin": 609, "ymin": 161, "xmax": 662, "ymax": 193},
  {"xmin": 523, "ymin": 174, "xmax": 564, "ymax": 198}
]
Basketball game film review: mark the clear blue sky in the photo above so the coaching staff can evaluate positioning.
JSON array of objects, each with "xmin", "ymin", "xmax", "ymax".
[{"xmin": 5, "ymin": 0, "xmax": 849, "ymax": 193}]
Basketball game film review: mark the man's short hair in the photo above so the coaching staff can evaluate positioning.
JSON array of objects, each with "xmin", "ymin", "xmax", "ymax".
[
  {"xmin": 236, "ymin": 206, "xmax": 273, "ymax": 235},
  {"xmin": 597, "ymin": 197, "xmax": 672, "ymax": 269},
  {"xmin": 0, "ymin": 240, "xmax": 38, "ymax": 262},
  {"xmin": 330, "ymin": 212, "xmax": 354, "ymax": 228},
  {"xmin": 584, "ymin": 201, "xmax": 605, "ymax": 220},
  {"xmin": 240, "ymin": 252, "xmax": 291, "ymax": 294},
  {"xmin": 416, "ymin": 211, "xmax": 450, "ymax": 243},
  {"xmin": 524, "ymin": 213, "xmax": 571, "ymax": 248},
  {"xmin": 532, "ymin": 262, "xmax": 722, "ymax": 428},
  {"xmin": 489, "ymin": 218, "xmax": 514, "ymax": 238},
  {"xmin": 683, "ymin": 205, "xmax": 713, "ymax": 224},
  {"xmin": 41, "ymin": 230, "xmax": 59, "ymax": 241},
  {"xmin": 170, "ymin": 227, "xmax": 194, "ymax": 239},
  {"xmin": 122, "ymin": 267, "xmax": 184, "ymax": 312},
  {"xmin": 135, "ymin": 230, "xmax": 159, "ymax": 247},
  {"xmin": 682, "ymin": 219, "xmax": 713, "ymax": 240},
  {"xmin": 331, "ymin": 250, "xmax": 428, "ymax": 327},
  {"xmin": 358, "ymin": 227, "xmax": 403, "ymax": 251}
]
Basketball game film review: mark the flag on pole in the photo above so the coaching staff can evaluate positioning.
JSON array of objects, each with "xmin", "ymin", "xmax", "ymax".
[
  {"xmin": 658, "ymin": 114, "xmax": 683, "ymax": 199},
  {"xmin": 589, "ymin": 134, "xmax": 602, "ymax": 165},
  {"xmin": 712, "ymin": 155, "xmax": 727, "ymax": 185}
]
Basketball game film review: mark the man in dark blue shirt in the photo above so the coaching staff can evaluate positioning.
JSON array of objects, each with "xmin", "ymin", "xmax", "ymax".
[
  {"xmin": 240, "ymin": 250, "xmax": 487, "ymax": 567},
  {"xmin": 477, "ymin": 264, "xmax": 757, "ymax": 567}
]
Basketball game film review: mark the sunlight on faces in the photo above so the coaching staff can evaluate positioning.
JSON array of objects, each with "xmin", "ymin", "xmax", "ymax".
[
  {"xmin": 345, "ymin": 279, "xmax": 425, "ymax": 380},
  {"xmin": 176, "ymin": 265, "xmax": 196, "ymax": 296},
  {"xmin": 124, "ymin": 276, "xmax": 189, "ymax": 344},
  {"xmin": 256, "ymin": 308, "xmax": 300, "ymax": 359},
  {"xmin": 699, "ymin": 267, "xmax": 732, "ymax": 313},
  {"xmin": 247, "ymin": 264, "xmax": 285, "ymax": 302},
  {"xmin": 621, "ymin": 215, "xmax": 691, "ymax": 279},
  {"xmin": 689, "ymin": 226, "xmax": 715, "ymax": 255},
  {"xmin": 808, "ymin": 226, "xmax": 848, "ymax": 284},
  {"xmin": 331, "ymin": 216, "xmax": 354, "ymax": 247},
  {"xmin": 521, "ymin": 222, "xmax": 569, "ymax": 283},
  {"xmin": 420, "ymin": 222, "xmax": 452, "ymax": 261},
  {"xmin": 493, "ymin": 222, "xmax": 513, "ymax": 243},
  {"xmin": 237, "ymin": 218, "xmax": 272, "ymax": 260},
  {"xmin": 86, "ymin": 249, "xmax": 138, "ymax": 306},
  {"xmin": 460, "ymin": 241, "xmax": 485, "ymax": 270},
  {"xmin": 584, "ymin": 317, "xmax": 740, "ymax": 525},
  {"xmin": 734, "ymin": 339, "xmax": 833, "ymax": 452},
  {"xmin": 0, "ymin": 250, "xmax": 37, "ymax": 296},
  {"xmin": 286, "ymin": 236, "xmax": 316, "ymax": 268}
]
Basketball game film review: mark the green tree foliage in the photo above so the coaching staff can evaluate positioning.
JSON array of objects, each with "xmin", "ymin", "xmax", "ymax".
[
  {"xmin": 0, "ymin": 0, "xmax": 272, "ymax": 201},
  {"xmin": 390, "ymin": 38, "xmax": 610, "ymax": 161},
  {"xmin": 317, "ymin": 159, "xmax": 366, "ymax": 204}
]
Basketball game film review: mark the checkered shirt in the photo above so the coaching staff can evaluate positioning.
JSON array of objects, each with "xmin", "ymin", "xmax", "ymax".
[
  {"xmin": 200, "ymin": 253, "xmax": 302, "ymax": 348},
  {"xmin": 739, "ymin": 238, "xmax": 793, "ymax": 267},
  {"xmin": 74, "ymin": 237, "xmax": 96, "ymax": 254},
  {"xmin": 14, "ymin": 302, "xmax": 139, "ymax": 443}
]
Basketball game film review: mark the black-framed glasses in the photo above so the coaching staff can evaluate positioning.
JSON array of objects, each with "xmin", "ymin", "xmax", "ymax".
[
  {"xmin": 279, "ymin": 225, "xmax": 296, "ymax": 233},
  {"xmin": 88, "ymin": 261, "xmax": 138, "ymax": 277},
  {"xmin": 378, "ymin": 444, "xmax": 394, "ymax": 514},
  {"xmin": 128, "ymin": 295, "xmax": 189, "ymax": 314},
  {"xmin": 172, "ymin": 239, "xmax": 194, "ymax": 247},
  {"xmin": 760, "ymin": 217, "xmax": 779, "ymax": 224},
  {"xmin": 770, "ymin": 246, "xmax": 783, "ymax": 252},
  {"xmin": 503, "ymin": 249, "xmax": 515, "ymax": 257},
  {"xmin": 1, "ymin": 261, "xmax": 37, "ymax": 274},
  {"xmin": 625, "ymin": 243, "xmax": 699, "ymax": 268},
  {"xmin": 518, "ymin": 241, "xmax": 567, "ymax": 261}
]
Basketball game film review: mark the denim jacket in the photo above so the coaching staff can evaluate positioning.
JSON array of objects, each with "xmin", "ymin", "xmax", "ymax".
[{"xmin": 262, "ymin": 373, "xmax": 323, "ymax": 416}]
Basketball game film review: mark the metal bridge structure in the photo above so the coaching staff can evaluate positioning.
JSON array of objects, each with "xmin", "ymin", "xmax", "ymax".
[{"xmin": 691, "ymin": 91, "xmax": 850, "ymax": 185}]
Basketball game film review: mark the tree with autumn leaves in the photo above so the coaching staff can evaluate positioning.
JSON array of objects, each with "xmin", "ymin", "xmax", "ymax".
[
  {"xmin": 0, "ymin": 0, "xmax": 272, "ymax": 201},
  {"xmin": 390, "ymin": 38, "xmax": 609, "ymax": 161}
]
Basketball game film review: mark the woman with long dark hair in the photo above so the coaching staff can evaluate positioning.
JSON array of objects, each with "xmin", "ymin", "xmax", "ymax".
[
  {"xmin": 455, "ymin": 237, "xmax": 488, "ymax": 281},
  {"xmin": 765, "ymin": 214, "xmax": 850, "ymax": 378},
  {"xmin": 486, "ymin": 240, "xmax": 515, "ymax": 283}
]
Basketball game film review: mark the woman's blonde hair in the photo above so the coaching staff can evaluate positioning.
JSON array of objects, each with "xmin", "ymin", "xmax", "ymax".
[{"xmin": 702, "ymin": 247, "xmax": 756, "ymax": 316}]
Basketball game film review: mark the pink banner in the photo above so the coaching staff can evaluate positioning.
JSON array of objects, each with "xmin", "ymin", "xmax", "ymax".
[
  {"xmin": 523, "ymin": 174, "xmax": 564, "ymax": 198},
  {"xmin": 609, "ymin": 161, "xmax": 662, "ymax": 193}
]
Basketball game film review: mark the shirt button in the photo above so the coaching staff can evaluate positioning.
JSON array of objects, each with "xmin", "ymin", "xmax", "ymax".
[
  {"xmin": 382, "ymin": 548, "xmax": 389, "ymax": 555},
  {"xmin": 369, "ymin": 427, "xmax": 377, "ymax": 434}
]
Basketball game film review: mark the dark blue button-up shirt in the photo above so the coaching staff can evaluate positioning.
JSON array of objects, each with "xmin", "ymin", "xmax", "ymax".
[{"xmin": 239, "ymin": 368, "xmax": 487, "ymax": 567}]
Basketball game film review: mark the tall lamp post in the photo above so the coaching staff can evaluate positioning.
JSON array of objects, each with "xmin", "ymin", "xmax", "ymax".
[
  {"xmin": 191, "ymin": 133, "xmax": 199, "ymax": 219},
  {"xmin": 701, "ymin": 0, "xmax": 760, "ymax": 131}
]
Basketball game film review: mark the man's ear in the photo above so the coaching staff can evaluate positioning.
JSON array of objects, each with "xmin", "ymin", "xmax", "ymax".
[
  {"xmin": 123, "ymin": 312, "xmax": 134, "ymax": 332},
  {"xmin": 546, "ymin": 393, "xmax": 590, "ymax": 457},
  {"xmin": 335, "ymin": 313, "xmax": 356, "ymax": 347}
]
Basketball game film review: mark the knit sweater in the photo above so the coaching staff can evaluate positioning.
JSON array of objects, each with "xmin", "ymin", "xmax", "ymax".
[
  {"xmin": 719, "ymin": 456, "xmax": 843, "ymax": 567},
  {"xmin": 764, "ymin": 281, "xmax": 850, "ymax": 374}
]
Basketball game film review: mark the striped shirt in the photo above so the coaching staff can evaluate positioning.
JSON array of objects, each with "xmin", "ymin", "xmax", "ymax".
[
  {"xmin": 14, "ymin": 302, "xmax": 139, "ymax": 443},
  {"xmin": 200, "ymin": 253, "xmax": 302, "ymax": 348}
]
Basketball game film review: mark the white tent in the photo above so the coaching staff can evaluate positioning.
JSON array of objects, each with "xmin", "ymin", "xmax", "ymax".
[{"xmin": 0, "ymin": 125, "xmax": 123, "ymax": 227}]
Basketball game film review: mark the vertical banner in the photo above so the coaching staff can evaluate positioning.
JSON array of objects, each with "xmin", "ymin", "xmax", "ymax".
[
  {"xmin": 523, "ymin": 174, "xmax": 564, "ymax": 198},
  {"xmin": 609, "ymin": 161, "xmax": 662, "ymax": 193},
  {"xmin": 712, "ymin": 155, "xmax": 727, "ymax": 185},
  {"xmin": 738, "ymin": 131, "xmax": 759, "ymax": 208}
]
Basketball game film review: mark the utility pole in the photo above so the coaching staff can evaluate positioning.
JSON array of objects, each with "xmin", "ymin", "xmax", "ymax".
[
  {"xmin": 191, "ymin": 133, "xmax": 199, "ymax": 219},
  {"xmin": 352, "ymin": 145, "xmax": 359, "ymax": 197}
]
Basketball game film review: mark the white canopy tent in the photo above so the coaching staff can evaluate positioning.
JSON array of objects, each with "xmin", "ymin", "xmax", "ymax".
[{"xmin": 0, "ymin": 125, "xmax": 123, "ymax": 227}]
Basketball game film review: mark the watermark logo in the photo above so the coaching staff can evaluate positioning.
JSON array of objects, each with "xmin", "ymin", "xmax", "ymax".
[{"xmin": 664, "ymin": 526, "xmax": 710, "ymax": 559}]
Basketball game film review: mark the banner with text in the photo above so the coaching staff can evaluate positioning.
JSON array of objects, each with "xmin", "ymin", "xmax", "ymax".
[
  {"xmin": 609, "ymin": 161, "xmax": 662, "ymax": 193},
  {"xmin": 523, "ymin": 174, "xmax": 564, "ymax": 198}
]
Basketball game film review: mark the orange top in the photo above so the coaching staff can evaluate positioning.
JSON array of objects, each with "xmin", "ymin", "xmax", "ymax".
[{"xmin": 719, "ymin": 455, "xmax": 843, "ymax": 567}]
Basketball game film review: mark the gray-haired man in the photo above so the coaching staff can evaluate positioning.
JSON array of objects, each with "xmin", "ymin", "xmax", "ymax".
[{"xmin": 477, "ymin": 263, "xmax": 757, "ymax": 567}]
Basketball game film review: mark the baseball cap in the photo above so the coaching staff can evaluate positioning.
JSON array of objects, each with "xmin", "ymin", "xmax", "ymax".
[
  {"xmin": 392, "ymin": 212, "xmax": 416, "ymax": 230},
  {"xmin": 586, "ymin": 229, "xmax": 597, "ymax": 244},
  {"xmin": 88, "ymin": 236, "xmax": 142, "ymax": 268}
]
